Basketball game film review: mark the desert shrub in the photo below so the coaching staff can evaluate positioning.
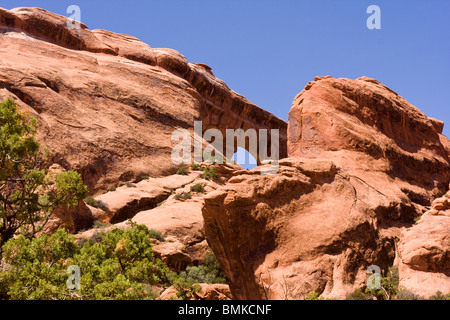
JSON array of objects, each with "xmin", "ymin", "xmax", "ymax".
[
  {"xmin": 148, "ymin": 229, "xmax": 164, "ymax": 241},
  {"xmin": 0, "ymin": 223, "xmax": 175, "ymax": 300},
  {"xmin": 190, "ymin": 164, "xmax": 201, "ymax": 171},
  {"xmin": 346, "ymin": 266, "xmax": 401, "ymax": 300},
  {"xmin": 93, "ymin": 220, "xmax": 111, "ymax": 229},
  {"xmin": 125, "ymin": 182, "xmax": 137, "ymax": 188},
  {"xmin": 85, "ymin": 196, "xmax": 97, "ymax": 207},
  {"xmin": 305, "ymin": 292, "xmax": 326, "ymax": 300},
  {"xmin": 108, "ymin": 187, "xmax": 116, "ymax": 192},
  {"xmin": 190, "ymin": 184, "xmax": 204, "ymax": 193},
  {"xmin": 345, "ymin": 289, "xmax": 372, "ymax": 300},
  {"xmin": 396, "ymin": 289, "xmax": 421, "ymax": 300},
  {"xmin": 0, "ymin": 98, "xmax": 88, "ymax": 248},
  {"xmin": 84, "ymin": 197, "xmax": 109, "ymax": 211},
  {"xmin": 200, "ymin": 167, "xmax": 220, "ymax": 181},
  {"xmin": 176, "ymin": 166, "xmax": 189, "ymax": 175},
  {"xmin": 365, "ymin": 266, "xmax": 399, "ymax": 300},
  {"xmin": 177, "ymin": 250, "xmax": 227, "ymax": 286},
  {"xmin": 175, "ymin": 192, "xmax": 192, "ymax": 201},
  {"xmin": 429, "ymin": 291, "xmax": 450, "ymax": 300},
  {"xmin": 96, "ymin": 200, "xmax": 109, "ymax": 212},
  {"xmin": 170, "ymin": 276, "xmax": 202, "ymax": 300}
]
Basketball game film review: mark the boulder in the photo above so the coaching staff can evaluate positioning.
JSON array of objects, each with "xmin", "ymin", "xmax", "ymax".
[
  {"xmin": 288, "ymin": 76, "xmax": 450, "ymax": 194},
  {"xmin": 91, "ymin": 173, "xmax": 199, "ymax": 224}
]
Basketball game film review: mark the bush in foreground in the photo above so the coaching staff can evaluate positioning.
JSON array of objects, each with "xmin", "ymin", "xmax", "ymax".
[
  {"xmin": 178, "ymin": 250, "xmax": 227, "ymax": 286},
  {"xmin": 0, "ymin": 98, "xmax": 88, "ymax": 248},
  {"xmin": 0, "ymin": 223, "xmax": 172, "ymax": 300}
]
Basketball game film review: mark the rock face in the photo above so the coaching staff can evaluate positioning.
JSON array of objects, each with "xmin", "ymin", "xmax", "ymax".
[
  {"xmin": 0, "ymin": 7, "xmax": 287, "ymax": 194},
  {"xmin": 92, "ymin": 173, "xmax": 199, "ymax": 224},
  {"xmin": 288, "ymin": 76, "xmax": 450, "ymax": 194},
  {"xmin": 396, "ymin": 191, "xmax": 450, "ymax": 297},
  {"xmin": 203, "ymin": 76, "xmax": 450, "ymax": 300}
]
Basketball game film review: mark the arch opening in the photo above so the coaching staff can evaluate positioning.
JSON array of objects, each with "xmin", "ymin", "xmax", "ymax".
[{"xmin": 232, "ymin": 147, "xmax": 257, "ymax": 170}]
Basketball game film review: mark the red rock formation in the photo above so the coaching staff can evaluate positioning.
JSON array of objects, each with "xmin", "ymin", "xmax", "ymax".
[
  {"xmin": 2, "ymin": 7, "xmax": 448, "ymax": 300},
  {"xmin": 0, "ymin": 7, "xmax": 287, "ymax": 194},
  {"xmin": 203, "ymin": 76, "xmax": 450, "ymax": 300},
  {"xmin": 76, "ymin": 166, "xmax": 225, "ymax": 271},
  {"xmin": 396, "ymin": 190, "xmax": 450, "ymax": 297},
  {"xmin": 288, "ymin": 76, "xmax": 449, "ymax": 194}
]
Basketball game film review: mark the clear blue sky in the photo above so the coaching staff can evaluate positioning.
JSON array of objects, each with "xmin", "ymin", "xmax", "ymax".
[{"xmin": 3, "ymin": 1, "xmax": 450, "ymax": 137}]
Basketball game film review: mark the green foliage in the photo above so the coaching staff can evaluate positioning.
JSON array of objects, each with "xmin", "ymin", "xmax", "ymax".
[
  {"xmin": 0, "ymin": 98, "xmax": 88, "ymax": 247},
  {"xmin": 365, "ymin": 266, "xmax": 399, "ymax": 300},
  {"xmin": 396, "ymin": 289, "xmax": 421, "ymax": 300},
  {"xmin": 345, "ymin": 289, "xmax": 372, "ymax": 300},
  {"xmin": 170, "ymin": 276, "xmax": 202, "ymax": 300},
  {"xmin": 137, "ymin": 175, "xmax": 149, "ymax": 182},
  {"xmin": 125, "ymin": 182, "xmax": 136, "ymax": 188},
  {"xmin": 84, "ymin": 196, "xmax": 108, "ymax": 211},
  {"xmin": 169, "ymin": 250, "xmax": 226, "ymax": 300},
  {"xmin": 0, "ymin": 229, "xmax": 80, "ymax": 300},
  {"xmin": 200, "ymin": 167, "xmax": 220, "ymax": 181},
  {"xmin": 0, "ymin": 223, "xmax": 173, "ymax": 300},
  {"xmin": 108, "ymin": 187, "xmax": 116, "ymax": 192},
  {"xmin": 429, "ymin": 291, "xmax": 450, "ymax": 300},
  {"xmin": 176, "ymin": 166, "xmax": 189, "ymax": 176},
  {"xmin": 92, "ymin": 220, "xmax": 111, "ymax": 229},
  {"xmin": 84, "ymin": 196, "xmax": 97, "ymax": 207},
  {"xmin": 413, "ymin": 216, "xmax": 421, "ymax": 223},
  {"xmin": 190, "ymin": 184, "xmax": 204, "ymax": 193},
  {"xmin": 190, "ymin": 164, "xmax": 201, "ymax": 171},
  {"xmin": 175, "ymin": 192, "xmax": 192, "ymax": 201},
  {"xmin": 345, "ymin": 266, "xmax": 401, "ymax": 300},
  {"xmin": 305, "ymin": 292, "xmax": 330, "ymax": 300},
  {"xmin": 147, "ymin": 229, "xmax": 164, "ymax": 241},
  {"xmin": 177, "ymin": 250, "xmax": 227, "ymax": 286}
]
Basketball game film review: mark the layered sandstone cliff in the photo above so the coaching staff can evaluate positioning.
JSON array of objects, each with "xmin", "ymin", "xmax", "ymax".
[{"xmin": 0, "ymin": 7, "xmax": 287, "ymax": 194}]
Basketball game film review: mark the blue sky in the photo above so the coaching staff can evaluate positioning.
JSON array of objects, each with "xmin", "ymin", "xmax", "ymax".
[{"xmin": 3, "ymin": 1, "xmax": 450, "ymax": 140}]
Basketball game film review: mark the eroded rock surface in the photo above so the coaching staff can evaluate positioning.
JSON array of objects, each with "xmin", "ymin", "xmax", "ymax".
[
  {"xmin": 0, "ymin": 7, "xmax": 287, "ymax": 194},
  {"xmin": 203, "ymin": 77, "xmax": 450, "ymax": 300},
  {"xmin": 77, "ymin": 165, "xmax": 226, "ymax": 271},
  {"xmin": 288, "ymin": 76, "xmax": 449, "ymax": 194},
  {"xmin": 396, "ymin": 191, "xmax": 450, "ymax": 298}
]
